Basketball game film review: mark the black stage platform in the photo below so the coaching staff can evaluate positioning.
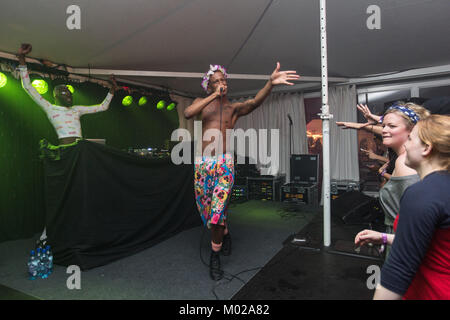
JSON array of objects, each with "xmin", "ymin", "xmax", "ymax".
[{"xmin": 233, "ymin": 206, "xmax": 385, "ymax": 300}]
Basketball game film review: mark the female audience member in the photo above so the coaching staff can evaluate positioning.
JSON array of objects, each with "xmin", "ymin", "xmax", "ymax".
[
  {"xmin": 340, "ymin": 103, "xmax": 430, "ymax": 246},
  {"xmin": 371, "ymin": 114, "xmax": 450, "ymax": 299}
]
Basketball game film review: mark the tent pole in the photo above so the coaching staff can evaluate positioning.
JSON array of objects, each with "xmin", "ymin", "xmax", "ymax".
[{"xmin": 319, "ymin": 0, "xmax": 332, "ymax": 247}]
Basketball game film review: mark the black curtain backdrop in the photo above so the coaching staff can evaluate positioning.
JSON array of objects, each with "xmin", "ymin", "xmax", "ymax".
[{"xmin": 42, "ymin": 140, "xmax": 199, "ymax": 270}]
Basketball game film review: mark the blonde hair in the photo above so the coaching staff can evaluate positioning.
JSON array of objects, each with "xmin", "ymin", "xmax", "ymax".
[
  {"xmin": 384, "ymin": 102, "xmax": 431, "ymax": 130},
  {"xmin": 416, "ymin": 114, "xmax": 450, "ymax": 171}
]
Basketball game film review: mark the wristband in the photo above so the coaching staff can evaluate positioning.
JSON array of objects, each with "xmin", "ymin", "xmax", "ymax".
[{"xmin": 381, "ymin": 233, "xmax": 387, "ymax": 245}]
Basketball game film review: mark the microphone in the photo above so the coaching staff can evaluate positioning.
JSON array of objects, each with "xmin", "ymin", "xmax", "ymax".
[{"xmin": 287, "ymin": 114, "xmax": 293, "ymax": 125}]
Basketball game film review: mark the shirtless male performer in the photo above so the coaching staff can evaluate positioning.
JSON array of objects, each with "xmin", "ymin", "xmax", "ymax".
[{"xmin": 184, "ymin": 63, "xmax": 299, "ymax": 280}]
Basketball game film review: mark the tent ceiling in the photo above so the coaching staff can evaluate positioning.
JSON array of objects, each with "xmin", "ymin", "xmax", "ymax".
[{"xmin": 1, "ymin": 0, "xmax": 449, "ymax": 96}]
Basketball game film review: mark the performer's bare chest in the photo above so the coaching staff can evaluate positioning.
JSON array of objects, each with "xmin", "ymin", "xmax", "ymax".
[{"xmin": 201, "ymin": 101, "xmax": 235, "ymax": 129}]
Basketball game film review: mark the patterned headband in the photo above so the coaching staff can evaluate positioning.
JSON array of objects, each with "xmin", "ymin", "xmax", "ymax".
[
  {"xmin": 201, "ymin": 64, "xmax": 228, "ymax": 92},
  {"xmin": 379, "ymin": 104, "xmax": 420, "ymax": 124}
]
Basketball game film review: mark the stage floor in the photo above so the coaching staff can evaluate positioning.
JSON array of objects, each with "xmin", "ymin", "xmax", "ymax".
[
  {"xmin": 0, "ymin": 200, "xmax": 316, "ymax": 300},
  {"xmin": 0, "ymin": 200, "xmax": 384, "ymax": 300}
]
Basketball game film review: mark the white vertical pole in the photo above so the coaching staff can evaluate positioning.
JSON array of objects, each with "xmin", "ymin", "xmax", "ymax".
[{"xmin": 319, "ymin": 0, "xmax": 332, "ymax": 247}]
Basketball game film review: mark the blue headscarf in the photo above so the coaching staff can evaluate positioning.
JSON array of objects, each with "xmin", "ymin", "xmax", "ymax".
[{"xmin": 379, "ymin": 104, "xmax": 420, "ymax": 124}]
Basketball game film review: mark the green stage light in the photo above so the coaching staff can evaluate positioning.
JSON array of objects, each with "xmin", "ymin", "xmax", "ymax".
[
  {"xmin": 66, "ymin": 85, "xmax": 74, "ymax": 94},
  {"xmin": 0, "ymin": 72, "xmax": 7, "ymax": 88},
  {"xmin": 122, "ymin": 96, "xmax": 133, "ymax": 106},
  {"xmin": 157, "ymin": 100, "xmax": 166, "ymax": 109},
  {"xmin": 32, "ymin": 79, "xmax": 48, "ymax": 95},
  {"xmin": 167, "ymin": 102, "xmax": 176, "ymax": 111},
  {"xmin": 138, "ymin": 96, "xmax": 147, "ymax": 106}
]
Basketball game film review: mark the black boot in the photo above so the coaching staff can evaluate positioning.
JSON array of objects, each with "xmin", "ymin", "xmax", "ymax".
[
  {"xmin": 221, "ymin": 233, "xmax": 232, "ymax": 256},
  {"xmin": 209, "ymin": 250, "xmax": 224, "ymax": 281}
]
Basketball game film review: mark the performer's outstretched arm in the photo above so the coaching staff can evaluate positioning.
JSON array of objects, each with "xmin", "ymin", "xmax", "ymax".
[
  {"xmin": 17, "ymin": 44, "xmax": 58, "ymax": 112},
  {"xmin": 73, "ymin": 94, "xmax": 113, "ymax": 115},
  {"xmin": 233, "ymin": 62, "xmax": 299, "ymax": 119},
  {"xmin": 74, "ymin": 76, "xmax": 118, "ymax": 115}
]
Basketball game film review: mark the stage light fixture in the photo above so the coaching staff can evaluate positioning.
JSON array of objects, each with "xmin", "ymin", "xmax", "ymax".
[
  {"xmin": 0, "ymin": 72, "xmax": 7, "ymax": 88},
  {"xmin": 167, "ymin": 102, "xmax": 177, "ymax": 111},
  {"xmin": 156, "ymin": 100, "xmax": 166, "ymax": 109},
  {"xmin": 66, "ymin": 85, "xmax": 75, "ymax": 94},
  {"xmin": 31, "ymin": 79, "xmax": 48, "ymax": 95},
  {"xmin": 138, "ymin": 96, "xmax": 147, "ymax": 106},
  {"xmin": 122, "ymin": 96, "xmax": 133, "ymax": 106}
]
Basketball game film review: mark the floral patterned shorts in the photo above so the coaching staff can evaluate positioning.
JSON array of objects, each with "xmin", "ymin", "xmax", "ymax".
[{"xmin": 194, "ymin": 154, "xmax": 235, "ymax": 228}]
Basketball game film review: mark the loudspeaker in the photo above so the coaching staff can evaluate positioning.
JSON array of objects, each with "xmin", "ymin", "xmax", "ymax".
[
  {"xmin": 331, "ymin": 191, "xmax": 384, "ymax": 225},
  {"xmin": 290, "ymin": 154, "xmax": 319, "ymax": 184}
]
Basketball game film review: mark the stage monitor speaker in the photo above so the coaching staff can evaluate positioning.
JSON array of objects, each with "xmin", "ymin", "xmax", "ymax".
[
  {"xmin": 290, "ymin": 154, "xmax": 319, "ymax": 184},
  {"xmin": 331, "ymin": 190, "xmax": 384, "ymax": 225}
]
